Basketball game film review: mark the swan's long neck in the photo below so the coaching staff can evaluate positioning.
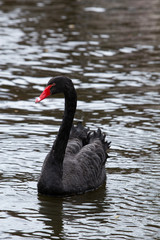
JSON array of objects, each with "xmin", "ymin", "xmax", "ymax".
[{"xmin": 52, "ymin": 83, "xmax": 77, "ymax": 164}]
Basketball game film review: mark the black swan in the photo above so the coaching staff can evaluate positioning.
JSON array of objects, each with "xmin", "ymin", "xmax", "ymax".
[{"xmin": 35, "ymin": 76, "xmax": 110, "ymax": 195}]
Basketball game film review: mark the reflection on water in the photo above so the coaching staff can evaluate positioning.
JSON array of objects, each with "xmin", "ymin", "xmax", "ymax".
[
  {"xmin": 0, "ymin": 0, "xmax": 160, "ymax": 239},
  {"xmin": 38, "ymin": 185, "xmax": 107, "ymax": 239}
]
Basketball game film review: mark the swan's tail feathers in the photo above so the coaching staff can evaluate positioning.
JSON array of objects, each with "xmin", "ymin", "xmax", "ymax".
[
  {"xmin": 70, "ymin": 122, "xmax": 89, "ymax": 145},
  {"xmin": 88, "ymin": 128, "xmax": 111, "ymax": 153}
]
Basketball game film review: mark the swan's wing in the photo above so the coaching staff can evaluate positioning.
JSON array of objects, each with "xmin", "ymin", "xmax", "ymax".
[
  {"xmin": 63, "ymin": 138, "xmax": 110, "ymax": 194},
  {"xmin": 63, "ymin": 126, "xmax": 111, "ymax": 194},
  {"xmin": 74, "ymin": 139, "xmax": 108, "ymax": 174},
  {"xmin": 65, "ymin": 122, "xmax": 89, "ymax": 156},
  {"xmin": 65, "ymin": 138, "xmax": 83, "ymax": 156}
]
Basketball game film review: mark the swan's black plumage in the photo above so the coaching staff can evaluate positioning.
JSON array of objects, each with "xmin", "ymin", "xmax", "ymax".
[{"xmin": 36, "ymin": 76, "xmax": 110, "ymax": 195}]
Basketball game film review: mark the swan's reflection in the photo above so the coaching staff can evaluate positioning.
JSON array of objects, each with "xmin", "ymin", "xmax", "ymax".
[
  {"xmin": 38, "ymin": 184, "xmax": 108, "ymax": 239},
  {"xmin": 38, "ymin": 194, "xmax": 64, "ymax": 238}
]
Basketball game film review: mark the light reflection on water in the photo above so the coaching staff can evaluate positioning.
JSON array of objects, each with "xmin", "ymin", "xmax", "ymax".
[{"xmin": 0, "ymin": 0, "xmax": 160, "ymax": 239}]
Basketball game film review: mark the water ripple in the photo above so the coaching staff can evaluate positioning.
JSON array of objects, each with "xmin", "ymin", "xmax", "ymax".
[{"xmin": 0, "ymin": 0, "xmax": 160, "ymax": 239}]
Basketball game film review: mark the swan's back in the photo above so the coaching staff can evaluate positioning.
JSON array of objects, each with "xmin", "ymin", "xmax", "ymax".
[{"xmin": 63, "ymin": 123, "xmax": 110, "ymax": 194}]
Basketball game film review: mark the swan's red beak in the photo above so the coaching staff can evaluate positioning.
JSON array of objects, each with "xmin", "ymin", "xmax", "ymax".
[{"xmin": 35, "ymin": 85, "xmax": 52, "ymax": 103}]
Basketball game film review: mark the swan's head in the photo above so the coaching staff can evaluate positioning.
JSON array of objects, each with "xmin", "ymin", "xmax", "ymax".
[{"xmin": 35, "ymin": 76, "xmax": 72, "ymax": 103}]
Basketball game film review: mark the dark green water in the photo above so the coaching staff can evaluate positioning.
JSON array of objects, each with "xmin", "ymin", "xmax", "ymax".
[{"xmin": 0, "ymin": 0, "xmax": 160, "ymax": 239}]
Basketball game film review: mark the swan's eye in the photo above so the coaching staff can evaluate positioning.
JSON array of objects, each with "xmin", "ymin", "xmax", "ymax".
[{"xmin": 50, "ymin": 83, "xmax": 56, "ymax": 90}]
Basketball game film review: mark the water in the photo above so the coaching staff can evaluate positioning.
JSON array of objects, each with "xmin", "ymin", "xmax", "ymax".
[{"xmin": 0, "ymin": 0, "xmax": 160, "ymax": 239}]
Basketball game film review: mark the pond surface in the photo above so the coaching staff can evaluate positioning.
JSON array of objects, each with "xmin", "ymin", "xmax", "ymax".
[{"xmin": 0, "ymin": 0, "xmax": 160, "ymax": 239}]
